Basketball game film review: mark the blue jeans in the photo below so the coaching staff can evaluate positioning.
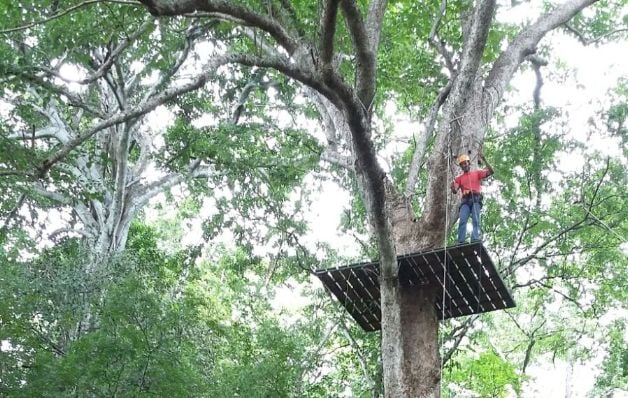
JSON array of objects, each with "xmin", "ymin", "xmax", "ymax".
[{"xmin": 457, "ymin": 195, "xmax": 482, "ymax": 243}]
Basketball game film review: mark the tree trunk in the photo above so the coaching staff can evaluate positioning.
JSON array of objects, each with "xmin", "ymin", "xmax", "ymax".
[
  {"xmin": 377, "ymin": 178, "xmax": 445, "ymax": 397},
  {"xmin": 382, "ymin": 278, "xmax": 440, "ymax": 398}
]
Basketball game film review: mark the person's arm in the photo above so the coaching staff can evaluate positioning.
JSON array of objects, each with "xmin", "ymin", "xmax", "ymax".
[
  {"xmin": 451, "ymin": 180, "xmax": 458, "ymax": 194},
  {"xmin": 479, "ymin": 152, "xmax": 494, "ymax": 177}
]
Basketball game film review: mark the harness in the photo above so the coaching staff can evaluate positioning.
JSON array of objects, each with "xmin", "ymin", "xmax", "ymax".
[{"xmin": 461, "ymin": 192, "xmax": 483, "ymax": 207}]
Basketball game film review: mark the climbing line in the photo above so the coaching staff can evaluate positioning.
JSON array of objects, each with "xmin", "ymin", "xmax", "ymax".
[
  {"xmin": 439, "ymin": 129, "xmax": 452, "ymax": 389},
  {"xmin": 473, "ymin": 196, "xmax": 483, "ymax": 314}
]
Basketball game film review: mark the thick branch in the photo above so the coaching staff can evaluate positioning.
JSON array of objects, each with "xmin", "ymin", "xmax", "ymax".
[
  {"xmin": 38, "ymin": 19, "xmax": 153, "ymax": 86},
  {"xmin": 320, "ymin": 149, "xmax": 353, "ymax": 170},
  {"xmin": 320, "ymin": 0, "xmax": 340, "ymax": 66},
  {"xmin": 484, "ymin": 0, "xmax": 598, "ymax": 115},
  {"xmin": 9, "ymin": 126, "xmax": 69, "ymax": 144},
  {"xmin": 108, "ymin": 124, "xmax": 133, "ymax": 251},
  {"xmin": 428, "ymin": 0, "xmax": 455, "ymax": 74},
  {"xmin": 405, "ymin": 80, "xmax": 452, "ymax": 196},
  {"xmin": 138, "ymin": 0, "xmax": 297, "ymax": 53},
  {"xmin": 234, "ymin": 53, "xmax": 348, "ymax": 109},
  {"xmin": 365, "ymin": 0, "xmax": 388, "ymax": 54},
  {"xmin": 35, "ymin": 53, "xmax": 244, "ymax": 178},
  {"xmin": 456, "ymin": 0, "xmax": 496, "ymax": 99},
  {"xmin": 340, "ymin": 0, "xmax": 377, "ymax": 108}
]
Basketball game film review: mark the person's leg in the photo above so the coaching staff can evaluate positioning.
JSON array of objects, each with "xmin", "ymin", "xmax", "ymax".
[
  {"xmin": 470, "ymin": 199, "xmax": 482, "ymax": 241},
  {"xmin": 458, "ymin": 202, "xmax": 470, "ymax": 244}
]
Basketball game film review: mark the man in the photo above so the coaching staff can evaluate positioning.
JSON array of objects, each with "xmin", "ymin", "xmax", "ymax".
[{"xmin": 450, "ymin": 152, "xmax": 494, "ymax": 244}]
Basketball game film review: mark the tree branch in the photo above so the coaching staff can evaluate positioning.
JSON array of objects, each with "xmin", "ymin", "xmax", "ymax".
[
  {"xmin": 0, "ymin": 193, "xmax": 26, "ymax": 235},
  {"xmin": 5, "ymin": 67, "xmax": 106, "ymax": 118},
  {"xmin": 484, "ymin": 0, "xmax": 598, "ymax": 117},
  {"xmin": 405, "ymin": 80, "xmax": 452, "ymax": 196},
  {"xmin": 442, "ymin": 316, "xmax": 476, "ymax": 366},
  {"xmin": 564, "ymin": 24, "xmax": 628, "ymax": 45},
  {"xmin": 234, "ymin": 53, "xmax": 346, "ymax": 109},
  {"xmin": 0, "ymin": 0, "xmax": 141, "ymax": 34},
  {"xmin": 142, "ymin": 20, "xmax": 206, "ymax": 103},
  {"xmin": 320, "ymin": 149, "xmax": 353, "ymax": 170},
  {"xmin": 9, "ymin": 126, "xmax": 69, "ymax": 143},
  {"xmin": 320, "ymin": 0, "xmax": 340, "ymax": 67},
  {"xmin": 340, "ymin": 0, "xmax": 376, "ymax": 109},
  {"xmin": 428, "ymin": 0, "xmax": 455, "ymax": 74},
  {"xmin": 231, "ymin": 69, "xmax": 271, "ymax": 124},
  {"xmin": 138, "ymin": 0, "xmax": 298, "ymax": 54},
  {"xmin": 456, "ymin": 0, "xmax": 496, "ymax": 98},
  {"xmin": 34, "ymin": 53, "xmax": 244, "ymax": 178},
  {"xmin": 365, "ymin": 0, "xmax": 388, "ymax": 54},
  {"xmin": 37, "ymin": 19, "xmax": 153, "ymax": 86}
]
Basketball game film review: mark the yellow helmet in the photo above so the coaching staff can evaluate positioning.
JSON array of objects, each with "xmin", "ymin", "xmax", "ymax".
[{"xmin": 457, "ymin": 154, "xmax": 470, "ymax": 165}]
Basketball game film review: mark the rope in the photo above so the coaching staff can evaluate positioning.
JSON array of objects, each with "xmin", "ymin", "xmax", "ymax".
[
  {"xmin": 472, "ymin": 198, "xmax": 483, "ymax": 313},
  {"xmin": 438, "ymin": 135, "xmax": 487, "ymax": 389},
  {"xmin": 438, "ymin": 130, "xmax": 452, "ymax": 391}
]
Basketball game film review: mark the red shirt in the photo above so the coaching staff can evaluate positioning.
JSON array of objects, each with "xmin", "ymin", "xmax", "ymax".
[{"xmin": 454, "ymin": 169, "xmax": 490, "ymax": 194}]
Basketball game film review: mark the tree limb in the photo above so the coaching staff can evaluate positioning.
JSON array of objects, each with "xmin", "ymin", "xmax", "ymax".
[
  {"xmin": 484, "ymin": 0, "xmax": 598, "ymax": 117},
  {"xmin": 35, "ymin": 53, "xmax": 246, "ymax": 178},
  {"xmin": 0, "ymin": 193, "xmax": 26, "ymax": 235},
  {"xmin": 365, "ymin": 0, "xmax": 388, "ymax": 55},
  {"xmin": 564, "ymin": 24, "xmax": 628, "ymax": 45},
  {"xmin": 340, "ymin": 0, "xmax": 376, "ymax": 108},
  {"xmin": 37, "ymin": 19, "xmax": 153, "ymax": 86},
  {"xmin": 456, "ymin": 0, "xmax": 496, "ymax": 99},
  {"xmin": 320, "ymin": 0, "xmax": 340, "ymax": 67},
  {"xmin": 5, "ymin": 67, "xmax": 107, "ymax": 118},
  {"xmin": 142, "ymin": 20, "xmax": 206, "ymax": 103},
  {"xmin": 320, "ymin": 149, "xmax": 353, "ymax": 170},
  {"xmin": 138, "ymin": 0, "xmax": 298, "ymax": 54},
  {"xmin": 441, "ymin": 315, "xmax": 476, "ymax": 366},
  {"xmin": 9, "ymin": 126, "xmax": 69, "ymax": 143},
  {"xmin": 0, "ymin": 0, "xmax": 141, "ymax": 34},
  {"xmin": 405, "ymin": 80, "xmax": 452, "ymax": 196},
  {"xmin": 528, "ymin": 55, "xmax": 547, "ymax": 109},
  {"xmin": 428, "ymin": 0, "xmax": 455, "ymax": 74}
]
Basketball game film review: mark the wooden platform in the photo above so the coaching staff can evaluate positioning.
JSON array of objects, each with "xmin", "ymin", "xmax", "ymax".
[{"xmin": 315, "ymin": 242, "xmax": 515, "ymax": 331}]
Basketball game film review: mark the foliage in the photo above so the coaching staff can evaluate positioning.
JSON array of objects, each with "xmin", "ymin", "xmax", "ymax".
[
  {"xmin": 445, "ymin": 349, "xmax": 522, "ymax": 398},
  {"xmin": 0, "ymin": 0, "xmax": 626, "ymax": 397},
  {"xmin": 590, "ymin": 320, "xmax": 628, "ymax": 397},
  {"xmin": 0, "ymin": 225, "xmax": 213, "ymax": 396},
  {"xmin": 1, "ymin": 224, "xmax": 370, "ymax": 396}
]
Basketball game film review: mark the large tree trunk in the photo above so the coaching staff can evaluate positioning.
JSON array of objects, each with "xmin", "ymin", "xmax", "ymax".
[
  {"xmin": 380, "ymin": 180, "xmax": 445, "ymax": 397},
  {"xmin": 381, "ymin": 270, "xmax": 440, "ymax": 397}
]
